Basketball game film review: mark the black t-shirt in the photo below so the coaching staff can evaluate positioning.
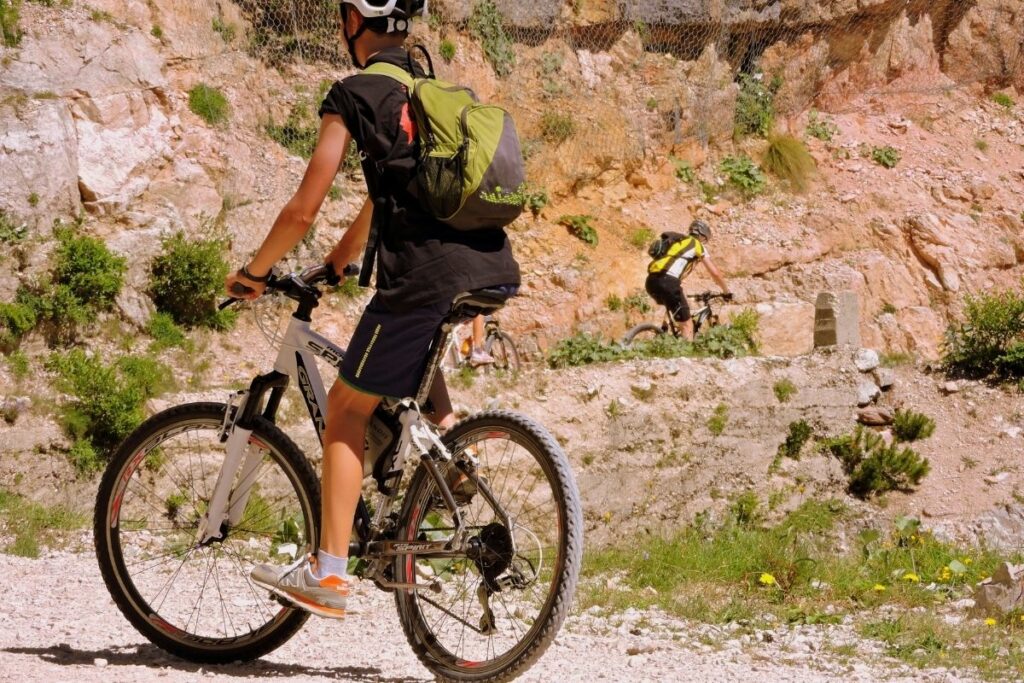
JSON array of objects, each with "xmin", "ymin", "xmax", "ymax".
[{"xmin": 319, "ymin": 47, "xmax": 521, "ymax": 313}]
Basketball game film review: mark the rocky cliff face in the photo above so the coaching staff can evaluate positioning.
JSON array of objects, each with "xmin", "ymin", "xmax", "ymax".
[{"xmin": 0, "ymin": 0, "xmax": 1022, "ymax": 359}]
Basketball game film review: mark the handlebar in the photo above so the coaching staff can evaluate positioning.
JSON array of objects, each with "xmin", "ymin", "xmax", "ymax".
[
  {"xmin": 220, "ymin": 263, "xmax": 360, "ymax": 310},
  {"xmin": 689, "ymin": 291, "xmax": 733, "ymax": 304}
]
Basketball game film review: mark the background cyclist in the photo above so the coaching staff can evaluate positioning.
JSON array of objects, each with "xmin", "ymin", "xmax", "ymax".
[{"xmin": 645, "ymin": 219, "xmax": 731, "ymax": 341}]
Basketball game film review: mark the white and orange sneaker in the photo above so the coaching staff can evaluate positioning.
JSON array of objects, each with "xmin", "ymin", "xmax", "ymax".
[{"xmin": 251, "ymin": 554, "xmax": 349, "ymax": 619}]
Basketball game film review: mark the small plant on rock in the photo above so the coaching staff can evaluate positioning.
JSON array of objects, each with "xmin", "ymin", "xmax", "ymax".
[
  {"xmin": 778, "ymin": 420, "xmax": 813, "ymax": 460},
  {"xmin": 806, "ymin": 110, "xmax": 838, "ymax": 142},
  {"xmin": 559, "ymin": 214, "xmax": 598, "ymax": 247},
  {"xmin": 707, "ymin": 403, "xmax": 729, "ymax": 436},
  {"xmin": 439, "ymin": 38, "xmax": 456, "ymax": 62},
  {"xmin": 629, "ymin": 226, "xmax": 655, "ymax": 250},
  {"xmin": 469, "ymin": 0, "xmax": 515, "ymax": 78},
  {"xmin": 720, "ymin": 155, "xmax": 767, "ymax": 198},
  {"xmin": 871, "ymin": 146, "xmax": 901, "ymax": 169},
  {"xmin": 892, "ymin": 410, "xmax": 936, "ymax": 443},
  {"xmin": 773, "ymin": 378, "xmax": 797, "ymax": 403},
  {"xmin": 991, "ymin": 92, "xmax": 1014, "ymax": 110},
  {"xmin": 0, "ymin": 0, "xmax": 22, "ymax": 47},
  {"xmin": 734, "ymin": 72, "xmax": 782, "ymax": 139},
  {"xmin": 188, "ymin": 84, "xmax": 230, "ymax": 126},
  {"xmin": 540, "ymin": 111, "xmax": 575, "ymax": 145},
  {"xmin": 942, "ymin": 286, "xmax": 1024, "ymax": 381}
]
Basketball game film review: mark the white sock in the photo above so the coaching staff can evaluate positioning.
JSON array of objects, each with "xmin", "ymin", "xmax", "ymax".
[{"xmin": 315, "ymin": 549, "xmax": 348, "ymax": 579}]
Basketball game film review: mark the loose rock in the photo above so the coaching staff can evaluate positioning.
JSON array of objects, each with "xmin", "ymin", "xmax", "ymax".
[{"xmin": 853, "ymin": 348, "xmax": 880, "ymax": 373}]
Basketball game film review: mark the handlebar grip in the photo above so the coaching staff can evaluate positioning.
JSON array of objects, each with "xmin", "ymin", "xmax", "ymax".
[{"xmin": 342, "ymin": 263, "xmax": 360, "ymax": 277}]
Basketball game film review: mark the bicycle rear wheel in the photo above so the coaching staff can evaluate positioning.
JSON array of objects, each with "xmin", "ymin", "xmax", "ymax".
[
  {"xmin": 94, "ymin": 402, "xmax": 320, "ymax": 664},
  {"xmin": 621, "ymin": 322, "xmax": 665, "ymax": 347},
  {"xmin": 393, "ymin": 411, "xmax": 583, "ymax": 682},
  {"xmin": 484, "ymin": 330, "xmax": 520, "ymax": 373}
]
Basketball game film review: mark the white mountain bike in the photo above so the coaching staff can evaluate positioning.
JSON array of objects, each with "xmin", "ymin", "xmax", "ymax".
[{"xmin": 94, "ymin": 264, "xmax": 583, "ymax": 682}]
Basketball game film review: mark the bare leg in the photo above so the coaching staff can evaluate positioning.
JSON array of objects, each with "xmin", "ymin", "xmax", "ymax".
[
  {"xmin": 680, "ymin": 318, "xmax": 695, "ymax": 341},
  {"xmin": 426, "ymin": 372, "xmax": 456, "ymax": 431},
  {"xmin": 472, "ymin": 314, "xmax": 486, "ymax": 352},
  {"xmin": 320, "ymin": 380, "xmax": 380, "ymax": 557}
]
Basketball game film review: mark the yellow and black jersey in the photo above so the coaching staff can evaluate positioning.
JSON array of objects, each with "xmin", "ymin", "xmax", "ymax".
[{"xmin": 648, "ymin": 236, "xmax": 706, "ymax": 279}]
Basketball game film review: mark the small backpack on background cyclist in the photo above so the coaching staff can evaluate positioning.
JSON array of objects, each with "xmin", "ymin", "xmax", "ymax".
[{"xmin": 647, "ymin": 231, "xmax": 687, "ymax": 259}]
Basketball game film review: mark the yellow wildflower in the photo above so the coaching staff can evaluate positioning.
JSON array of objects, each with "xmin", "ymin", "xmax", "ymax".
[
  {"xmin": 759, "ymin": 573, "xmax": 777, "ymax": 587},
  {"xmin": 873, "ymin": 584, "xmax": 886, "ymax": 592},
  {"xmin": 902, "ymin": 572, "xmax": 920, "ymax": 583},
  {"xmin": 985, "ymin": 618, "xmax": 997, "ymax": 627}
]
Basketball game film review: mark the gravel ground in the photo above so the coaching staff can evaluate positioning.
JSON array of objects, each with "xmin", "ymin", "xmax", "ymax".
[{"xmin": 0, "ymin": 550, "xmax": 983, "ymax": 683}]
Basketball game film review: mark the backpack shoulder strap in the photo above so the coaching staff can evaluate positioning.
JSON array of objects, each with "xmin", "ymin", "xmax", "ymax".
[{"xmin": 363, "ymin": 62, "xmax": 416, "ymax": 89}]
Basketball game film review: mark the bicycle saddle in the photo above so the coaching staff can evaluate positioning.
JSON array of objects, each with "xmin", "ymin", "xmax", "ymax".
[{"xmin": 449, "ymin": 287, "xmax": 514, "ymax": 321}]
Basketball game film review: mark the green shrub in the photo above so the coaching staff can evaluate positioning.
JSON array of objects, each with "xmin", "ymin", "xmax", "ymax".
[
  {"xmin": 53, "ymin": 227, "xmax": 126, "ymax": 308},
  {"xmin": 4, "ymin": 227, "xmax": 126, "ymax": 344},
  {"xmin": 672, "ymin": 158, "xmax": 695, "ymax": 183},
  {"xmin": 188, "ymin": 84, "xmax": 230, "ymax": 125},
  {"xmin": 629, "ymin": 226, "xmax": 655, "ymax": 250},
  {"xmin": 806, "ymin": 110, "xmax": 838, "ymax": 142},
  {"xmin": 439, "ymin": 38, "xmax": 456, "ymax": 62},
  {"xmin": 892, "ymin": 410, "xmax": 936, "ymax": 443},
  {"xmin": 469, "ymin": 0, "xmax": 515, "ymax": 78},
  {"xmin": 824, "ymin": 426, "xmax": 931, "ymax": 499},
  {"xmin": 0, "ymin": 0, "xmax": 22, "ymax": 47},
  {"xmin": 559, "ymin": 214, "xmax": 598, "ymax": 246},
  {"xmin": 991, "ymin": 92, "xmax": 1014, "ymax": 109},
  {"xmin": 778, "ymin": 420, "xmax": 813, "ymax": 460},
  {"xmin": 47, "ymin": 350, "xmax": 173, "ymax": 472},
  {"xmin": 525, "ymin": 186, "xmax": 548, "ymax": 218},
  {"xmin": 27, "ymin": 192, "xmax": 39, "ymax": 207},
  {"xmin": 149, "ymin": 232, "xmax": 233, "ymax": 329},
  {"xmin": 146, "ymin": 311, "xmax": 187, "ymax": 351},
  {"xmin": 734, "ymin": 72, "xmax": 781, "ymax": 139},
  {"xmin": 871, "ymin": 146, "xmax": 901, "ymax": 169},
  {"xmin": 0, "ymin": 210, "xmax": 27, "ymax": 243},
  {"xmin": 731, "ymin": 491, "xmax": 761, "ymax": 528},
  {"xmin": 763, "ymin": 134, "xmax": 815, "ymax": 192},
  {"xmin": 707, "ymin": 403, "xmax": 728, "ymax": 436},
  {"xmin": 540, "ymin": 111, "xmax": 575, "ymax": 145},
  {"xmin": 605, "ymin": 294, "xmax": 622, "ymax": 312},
  {"xmin": 720, "ymin": 155, "xmax": 767, "ymax": 198},
  {"xmin": 547, "ymin": 333, "xmax": 625, "ymax": 368},
  {"xmin": 0, "ymin": 490, "xmax": 86, "ymax": 558},
  {"xmin": 6, "ymin": 349, "xmax": 29, "ymax": 379},
  {"xmin": 773, "ymin": 378, "xmax": 797, "ymax": 403},
  {"xmin": 645, "ymin": 97, "xmax": 658, "ymax": 111},
  {"xmin": 150, "ymin": 24, "xmax": 163, "ymax": 38},
  {"xmin": 942, "ymin": 287, "xmax": 1024, "ymax": 380}
]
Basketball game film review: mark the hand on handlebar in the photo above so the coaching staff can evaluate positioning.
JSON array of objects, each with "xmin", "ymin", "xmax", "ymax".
[
  {"xmin": 224, "ymin": 267, "xmax": 268, "ymax": 301},
  {"xmin": 723, "ymin": 292, "xmax": 734, "ymax": 302}
]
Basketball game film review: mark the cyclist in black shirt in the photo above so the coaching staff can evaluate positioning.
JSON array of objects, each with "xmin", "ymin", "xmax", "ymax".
[{"xmin": 224, "ymin": 0, "xmax": 520, "ymax": 619}]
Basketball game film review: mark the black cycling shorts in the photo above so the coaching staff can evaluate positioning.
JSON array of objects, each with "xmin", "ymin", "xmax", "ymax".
[
  {"xmin": 340, "ymin": 294, "xmax": 451, "ymax": 399},
  {"xmin": 645, "ymin": 273, "xmax": 690, "ymax": 322}
]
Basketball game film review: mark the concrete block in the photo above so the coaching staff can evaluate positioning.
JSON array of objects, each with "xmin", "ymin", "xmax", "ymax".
[{"xmin": 814, "ymin": 291, "xmax": 860, "ymax": 348}]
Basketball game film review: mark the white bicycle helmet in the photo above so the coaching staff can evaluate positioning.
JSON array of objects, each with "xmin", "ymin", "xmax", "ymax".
[{"xmin": 340, "ymin": 0, "xmax": 427, "ymax": 21}]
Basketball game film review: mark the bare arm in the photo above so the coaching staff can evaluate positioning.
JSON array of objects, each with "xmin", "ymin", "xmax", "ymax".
[
  {"xmin": 225, "ymin": 113, "xmax": 352, "ymax": 297},
  {"xmin": 325, "ymin": 195, "xmax": 373, "ymax": 273},
  {"xmin": 702, "ymin": 257, "xmax": 730, "ymax": 295}
]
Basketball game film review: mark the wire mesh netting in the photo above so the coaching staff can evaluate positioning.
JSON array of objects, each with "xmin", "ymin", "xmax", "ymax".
[{"xmin": 221, "ymin": 0, "xmax": 1022, "ymax": 184}]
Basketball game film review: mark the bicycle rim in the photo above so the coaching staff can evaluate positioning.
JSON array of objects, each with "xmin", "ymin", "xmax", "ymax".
[
  {"xmin": 484, "ymin": 331, "xmax": 519, "ymax": 374},
  {"xmin": 622, "ymin": 322, "xmax": 664, "ymax": 347},
  {"xmin": 394, "ymin": 411, "xmax": 582, "ymax": 682},
  {"xmin": 95, "ymin": 403, "xmax": 318, "ymax": 662}
]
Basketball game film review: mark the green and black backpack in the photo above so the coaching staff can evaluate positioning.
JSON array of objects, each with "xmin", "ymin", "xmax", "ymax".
[{"xmin": 364, "ymin": 48, "xmax": 526, "ymax": 231}]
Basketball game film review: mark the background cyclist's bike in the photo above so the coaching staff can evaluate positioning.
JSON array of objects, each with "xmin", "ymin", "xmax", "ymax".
[
  {"xmin": 443, "ymin": 315, "xmax": 520, "ymax": 373},
  {"xmin": 622, "ymin": 291, "xmax": 732, "ymax": 347},
  {"xmin": 94, "ymin": 264, "xmax": 583, "ymax": 682}
]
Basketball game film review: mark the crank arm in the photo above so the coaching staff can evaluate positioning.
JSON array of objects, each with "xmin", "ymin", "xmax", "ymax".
[{"xmin": 364, "ymin": 539, "xmax": 466, "ymax": 558}]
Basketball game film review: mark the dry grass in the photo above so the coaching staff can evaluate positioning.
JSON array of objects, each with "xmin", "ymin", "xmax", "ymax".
[{"xmin": 763, "ymin": 134, "xmax": 816, "ymax": 192}]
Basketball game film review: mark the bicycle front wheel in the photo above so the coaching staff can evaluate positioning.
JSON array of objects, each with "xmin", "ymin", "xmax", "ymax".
[
  {"xmin": 621, "ymin": 322, "xmax": 664, "ymax": 347},
  {"xmin": 94, "ymin": 402, "xmax": 321, "ymax": 664},
  {"xmin": 484, "ymin": 330, "xmax": 520, "ymax": 373},
  {"xmin": 393, "ymin": 411, "xmax": 583, "ymax": 682}
]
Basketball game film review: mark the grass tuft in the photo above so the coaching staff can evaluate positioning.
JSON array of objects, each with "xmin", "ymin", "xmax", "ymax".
[{"xmin": 763, "ymin": 134, "xmax": 815, "ymax": 192}]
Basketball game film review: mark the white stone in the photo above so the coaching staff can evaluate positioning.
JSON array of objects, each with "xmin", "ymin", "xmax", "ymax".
[
  {"xmin": 853, "ymin": 348, "xmax": 880, "ymax": 373},
  {"xmin": 857, "ymin": 380, "xmax": 881, "ymax": 406}
]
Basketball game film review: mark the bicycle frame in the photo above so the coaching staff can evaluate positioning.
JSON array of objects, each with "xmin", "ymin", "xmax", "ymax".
[{"xmin": 196, "ymin": 296, "xmax": 513, "ymax": 579}]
